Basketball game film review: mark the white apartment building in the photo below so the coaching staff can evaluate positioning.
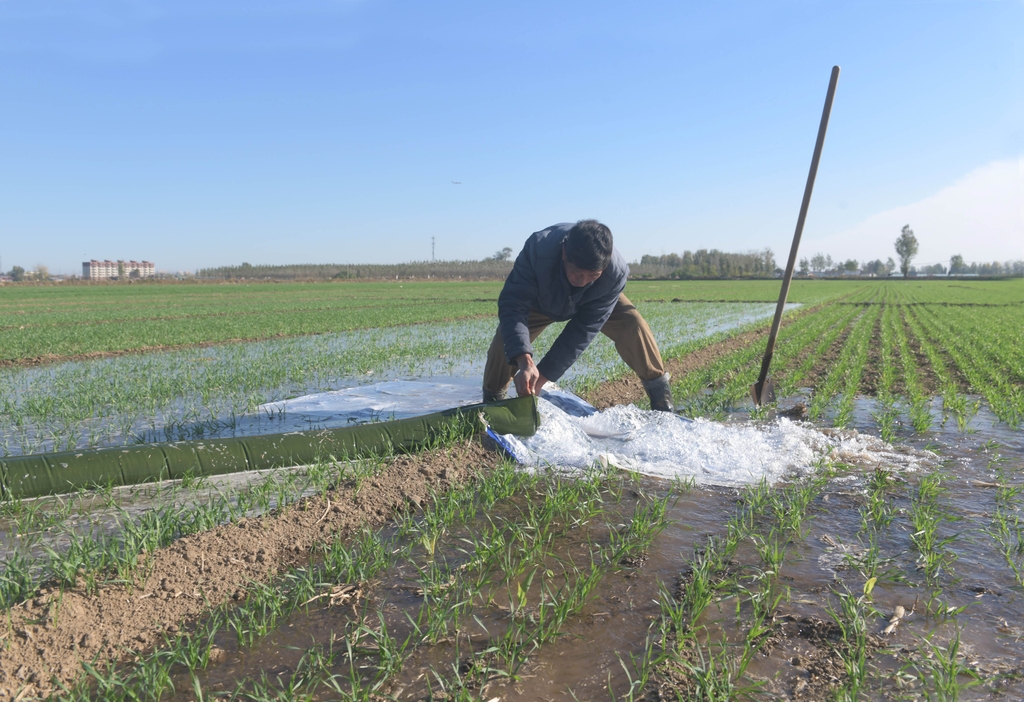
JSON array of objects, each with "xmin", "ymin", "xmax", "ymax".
[{"xmin": 82, "ymin": 260, "xmax": 155, "ymax": 280}]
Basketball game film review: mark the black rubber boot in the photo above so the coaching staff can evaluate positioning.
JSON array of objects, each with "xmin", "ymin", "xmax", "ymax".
[
  {"xmin": 642, "ymin": 373, "xmax": 675, "ymax": 412},
  {"xmin": 482, "ymin": 387, "xmax": 509, "ymax": 404}
]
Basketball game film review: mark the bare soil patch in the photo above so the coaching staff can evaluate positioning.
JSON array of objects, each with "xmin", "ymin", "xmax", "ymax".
[{"xmin": 0, "ymin": 440, "xmax": 497, "ymax": 699}]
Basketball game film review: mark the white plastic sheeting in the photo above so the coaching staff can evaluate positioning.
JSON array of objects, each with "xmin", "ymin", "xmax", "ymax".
[
  {"xmin": 263, "ymin": 380, "xmax": 932, "ymax": 487},
  {"xmin": 259, "ymin": 378, "xmax": 483, "ymax": 424}
]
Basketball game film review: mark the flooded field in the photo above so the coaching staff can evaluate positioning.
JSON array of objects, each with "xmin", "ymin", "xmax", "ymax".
[
  {"xmin": 0, "ymin": 301, "xmax": 780, "ymax": 456},
  {"xmin": 182, "ymin": 404, "xmax": 1024, "ymax": 701},
  {"xmin": 1, "ymin": 279, "xmax": 1022, "ymax": 700},
  {"xmin": 3, "ymin": 390, "xmax": 1022, "ymax": 700}
]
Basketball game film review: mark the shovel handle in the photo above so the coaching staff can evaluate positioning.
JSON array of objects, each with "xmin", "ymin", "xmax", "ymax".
[{"xmin": 755, "ymin": 65, "xmax": 840, "ymax": 391}]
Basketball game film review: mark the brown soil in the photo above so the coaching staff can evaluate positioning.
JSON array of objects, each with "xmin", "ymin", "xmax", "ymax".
[
  {"xmin": 581, "ymin": 307, "xmax": 833, "ymax": 410},
  {"xmin": 582, "ymin": 330, "xmax": 758, "ymax": 409},
  {"xmin": 860, "ymin": 312, "xmax": 884, "ymax": 396},
  {"xmin": 771, "ymin": 312, "xmax": 846, "ymax": 391},
  {"xmin": 902, "ymin": 332, "xmax": 941, "ymax": 396},
  {"xmin": 898, "ymin": 308, "xmax": 971, "ymax": 395},
  {"xmin": 0, "ymin": 440, "xmax": 498, "ymax": 700},
  {"xmin": 652, "ymin": 613, "xmax": 881, "ymax": 701},
  {"xmin": 785, "ymin": 615, "xmax": 885, "ymax": 701},
  {"xmin": 835, "ymin": 302, "xmax": 1023, "ymax": 308},
  {"xmin": 799, "ymin": 313, "xmax": 859, "ymax": 389}
]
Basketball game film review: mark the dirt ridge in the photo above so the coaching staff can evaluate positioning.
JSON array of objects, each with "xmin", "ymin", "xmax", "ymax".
[{"xmin": 0, "ymin": 441, "xmax": 497, "ymax": 700}]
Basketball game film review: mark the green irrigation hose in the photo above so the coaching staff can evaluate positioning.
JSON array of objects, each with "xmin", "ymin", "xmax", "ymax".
[{"xmin": 0, "ymin": 396, "xmax": 539, "ymax": 500}]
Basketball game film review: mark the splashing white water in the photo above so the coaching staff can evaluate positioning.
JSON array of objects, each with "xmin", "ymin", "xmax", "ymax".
[
  {"xmin": 261, "ymin": 380, "xmax": 933, "ymax": 487},
  {"xmin": 497, "ymin": 395, "xmax": 933, "ymax": 486}
]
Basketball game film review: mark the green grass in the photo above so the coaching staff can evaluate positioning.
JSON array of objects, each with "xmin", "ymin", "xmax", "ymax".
[
  {"xmin": 4, "ymin": 277, "xmax": 1024, "ymax": 700},
  {"xmin": 0, "ymin": 301, "xmax": 776, "ymax": 456},
  {"xmin": 52, "ymin": 461, "xmax": 674, "ymax": 701},
  {"xmin": 0, "ymin": 278, "xmax": 896, "ymax": 364},
  {"xmin": 0, "ymin": 281, "xmax": 503, "ymax": 362},
  {"xmin": 3, "ymin": 277, "xmax": 1022, "ymax": 458}
]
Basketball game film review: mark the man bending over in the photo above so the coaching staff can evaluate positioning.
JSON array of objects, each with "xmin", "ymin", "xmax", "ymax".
[{"xmin": 482, "ymin": 220, "xmax": 675, "ymax": 412}]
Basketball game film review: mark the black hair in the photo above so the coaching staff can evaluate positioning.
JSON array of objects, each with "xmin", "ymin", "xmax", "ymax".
[{"xmin": 564, "ymin": 219, "xmax": 613, "ymax": 271}]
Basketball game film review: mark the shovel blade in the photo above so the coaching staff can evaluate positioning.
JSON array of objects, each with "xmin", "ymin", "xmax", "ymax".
[{"xmin": 750, "ymin": 380, "xmax": 777, "ymax": 407}]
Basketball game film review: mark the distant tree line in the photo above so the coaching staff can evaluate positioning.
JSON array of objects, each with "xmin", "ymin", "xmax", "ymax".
[
  {"xmin": 794, "ymin": 226, "xmax": 1023, "ymax": 278},
  {"xmin": 631, "ymin": 249, "xmax": 777, "ymax": 279},
  {"xmin": 2, "ymin": 265, "xmax": 48, "ymax": 282},
  {"xmin": 798, "ymin": 253, "xmax": 1024, "ymax": 278},
  {"xmin": 197, "ymin": 260, "xmax": 516, "ymax": 281},
  {"xmin": 192, "ymin": 227, "xmax": 1024, "ymax": 284}
]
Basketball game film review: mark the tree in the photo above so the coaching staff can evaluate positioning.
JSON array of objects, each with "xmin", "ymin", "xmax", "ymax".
[
  {"xmin": 810, "ymin": 253, "xmax": 828, "ymax": 273},
  {"xmin": 35, "ymin": 264, "xmax": 50, "ymax": 281},
  {"xmin": 490, "ymin": 247, "xmax": 513, "ymax": 261},
  {"xmin": 10, "ymin": 265, "xmax": 25, "ymax": 282},
  {"xmin": 863, "ymin": 259, "xmax": 885, "ymax": 276},
  {"xmin": 894, "ymin": 225, "xmax": 919, "ymax": 278},
  {"xmin": 843, "ymin": 259, "xmax": 859, "ymax": 272},
  {"xmin": 799, "ymin": 257, "xmax": 809, "ymax": 275},
  {"xmin": 885, "ymin": 257, "xmax": 896, "ymax": 275},
  {"xmin": 949, "ymin": 254, "xmax": 965, "ymax": 275},
  {"xmin": 117, "ymin": 261, "xmax": 126, "ymax": 278}
]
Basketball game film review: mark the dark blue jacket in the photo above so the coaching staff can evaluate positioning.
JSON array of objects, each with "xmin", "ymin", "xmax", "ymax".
[{"xmin": 498, "ymin": 223, "xmax": 628, "ymax": 382}]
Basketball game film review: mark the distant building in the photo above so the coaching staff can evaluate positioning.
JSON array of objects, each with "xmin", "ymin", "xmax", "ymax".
[{"xmin": 82, "ymin": 260, "xmax": 155, "ymax": 280}]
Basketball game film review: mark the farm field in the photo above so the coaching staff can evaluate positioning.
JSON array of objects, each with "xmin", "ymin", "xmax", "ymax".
[
  {"xmin": 0, "ymin": 279, "xmax": 862, "ymax": 364},
  {"xmin": 0, "ymin": 300, "xmax": 781, "ymax": 456},
  {"xmin": 1, "ymin": 277, "xmax": 1023, "ymax": 701}
]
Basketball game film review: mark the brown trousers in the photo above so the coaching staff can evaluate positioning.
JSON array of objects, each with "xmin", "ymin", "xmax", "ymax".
[{"xmin": 483, "ymin": 293, "xmax": 666, "ymax": 394}]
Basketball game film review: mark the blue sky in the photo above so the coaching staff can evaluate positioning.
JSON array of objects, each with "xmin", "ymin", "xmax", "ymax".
[{"xmin": 0, "ymin": 1, "xmax": 1020, "ymax": 274}]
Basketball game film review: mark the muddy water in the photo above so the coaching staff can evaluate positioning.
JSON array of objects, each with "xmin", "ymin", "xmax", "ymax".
[{"xmin": 163, "ymin": 396, "xmax": 1024, "ymax": 700}]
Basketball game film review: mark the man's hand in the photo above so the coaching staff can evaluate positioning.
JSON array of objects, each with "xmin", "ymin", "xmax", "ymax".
[{"xmin": 513, "ymin": 354, "xmax": 549, "ymax": 397}]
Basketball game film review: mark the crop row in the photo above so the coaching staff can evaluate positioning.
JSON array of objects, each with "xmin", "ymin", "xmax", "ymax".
[
  {"xmin": 45, "ymin": 460, "xmax": 673, "ymax": 700},
  {"xmin": 0, "ymin": 279, "xmax": 897, "ymax": 363},
  {"xmin": 809, "ymin": 304, "xmax": 879, "ymax": 425},
  {"xmin": 670, "ymin": 300, "xmax": 861, "ymax": 419},
  {"xmin": 908, "ymin": 305, "xmax": 1022, "ymax": 427},
  {"xmin": 669, "ymin": 280, "xmax": 1021, "ymax": 432},
  {"xmin": 49, "ymin": 443, "xmax": 1003, "ymax": 699},
  {"xmin": 0, "ymin": 302, "xmax": 773, "ymax": 456}
]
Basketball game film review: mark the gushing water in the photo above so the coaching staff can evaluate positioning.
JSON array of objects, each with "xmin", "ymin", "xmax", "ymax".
[{"xmin": 495, "ymin": 389, "xmax": 934, "ymax": 486}]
